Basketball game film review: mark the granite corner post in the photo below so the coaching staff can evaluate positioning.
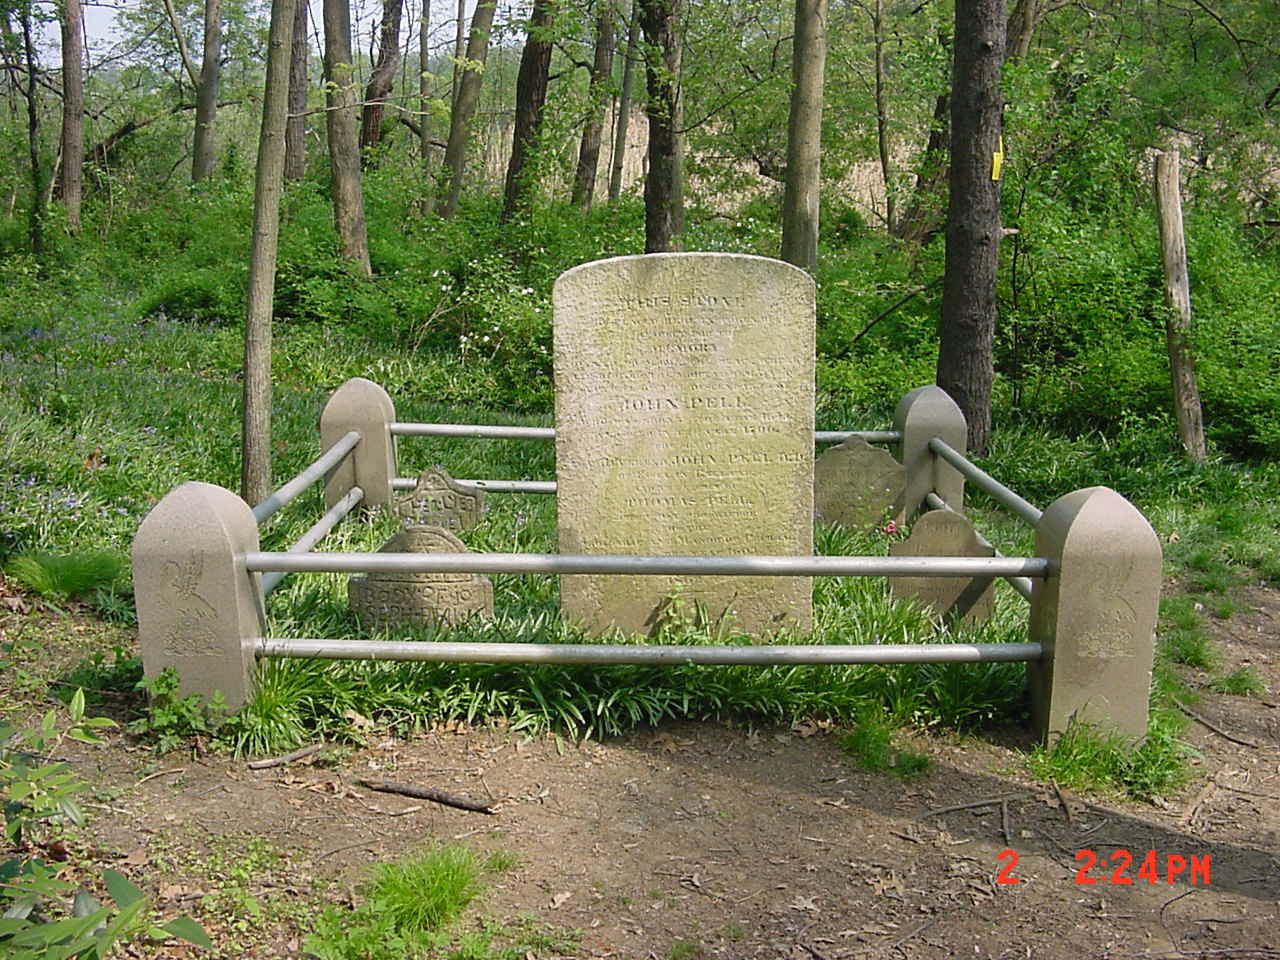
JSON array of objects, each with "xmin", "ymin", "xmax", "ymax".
[
  {"xmin": 1028, "ymin": 486, "xmax": 1163, "ymax": 746},
  {"xmin": 892, "ymin": 385, "xmax": 967, "ymax": 521},
  {"xmin": 131, "ymin": 482, "xmax": 265, "ymax": 709},
  {"xmin": 320, "ymin": 377, "xmax": 397, "ymax": 509}
]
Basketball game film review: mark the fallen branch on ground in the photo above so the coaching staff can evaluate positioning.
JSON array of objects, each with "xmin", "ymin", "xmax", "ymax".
[{"xmin": 356, "ymin": 777, "xmax": 497, "ymax": 814}]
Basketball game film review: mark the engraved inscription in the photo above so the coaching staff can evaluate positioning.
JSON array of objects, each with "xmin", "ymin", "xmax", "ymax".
[
  {"xmin": 349, "ymin": 526, "xmax": 493, "ymax": 629},
  {"xmin": 394, "ymin": 467, "xmax": 483, "ymax": 531}
]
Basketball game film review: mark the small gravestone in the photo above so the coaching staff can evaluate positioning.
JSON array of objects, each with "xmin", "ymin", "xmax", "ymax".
[
  {"xmin": 394, "ymin": 467, "xmax": 483, "ymax": 531},
  {"xmin": 813, "ymin": 437, "xmax": 905, "ymax": 530},
  {"xmin": 349, "ymin": 526, "xmax": 493, "ymax": 629},
  {"xmin": 553, "ymin": 253, "xmax": 816, "ymax": 636},
  {"xmin": 889, "ymin": 510, "xmax": 994, "ymax": 623}
]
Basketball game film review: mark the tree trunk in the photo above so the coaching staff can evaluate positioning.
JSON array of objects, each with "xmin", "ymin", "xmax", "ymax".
[
  {"xmin": 1154, "ymin": 150, "xmax": 1207, "ymax": 463},
  {"xmin": 191, "ymin": 0, "xmax": 222, "ymax": 181},
  {"xmin": 242, "ymin": 0, "xmax": 297, "ymax": 506},
  {"xmin": 450, "ymin": 0, "xmax": 465, "ymax": 108},
  {"xmin": 937, "ymin": 0, "xmax": 1004, "ymax": 456},
  {"xmin": 323, "ymin": 0, "xmax": 372, "ymax": 275},
  {"xmin": 572, "ymin": 0, "xmax": 615, "ymax": 211},
  {"xmin": 19, "ymin": 1, "xmax": 43, "ymax": 258},
  {"xmin": 501, "ymin": 0, "xmax": 555, "ymax": 223},
  {"xmin": 871, "ymin": 0, "xmax": 893, "ymax": 233},
  {"xmin": 284, "ymin": 0, "xmax": 308, "ymax": 181},
  {"xmin": 418, "ymin": 2, "xmax": 432, "ymax": 168},
  {"xmin": 608, "ymin": 0, "xmax": 639, "ymax": 204},
  {"xmin": 59, "ymin": 0, "xmax": 83, "ymax": 231},
  {"xmin": 780, "ymin": 0, "xmax": 827, "ymax": 270},
  {"xmin": 435, "ymin": 0, "xmax": 497, "ymax": 219},
  {"xmin": 1004, "ymin": 0, "xmax": 1039, "ymax": 63},
  {"xmin": 639, "ymin": 0, "xmax": 683, "ymax": 253},
  {"xmin": 360, "ymin": 0, "xmax": 404, "ymax": 159},
  {"xmin": 893, "ymin": 89, "xmax": 949, "ymax": 244}
]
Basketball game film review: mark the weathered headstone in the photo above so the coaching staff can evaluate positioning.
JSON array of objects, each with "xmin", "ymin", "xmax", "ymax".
[
  {"xmin": 813, "ymin": 437, "xmax": 905, "ymax": 530},
  {"xmin": 889, "ymin": 510, "xmax": 994, "ymax": 623},
  {"xmin": 349, "ymin": 526, "xmax": 493, "ymax": 629},
  {"xmin": 394, "ymin": 467, "xmax": 483, "ymax": 531},
  {"xmin": 553, "ymin": 253, "xmax": 816, "ymax": 636}
]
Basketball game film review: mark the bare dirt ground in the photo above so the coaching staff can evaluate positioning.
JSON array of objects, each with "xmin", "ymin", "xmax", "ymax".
[{"xmin": 3, "ymin": 581, "xmax": 1277, "ymax": 960}]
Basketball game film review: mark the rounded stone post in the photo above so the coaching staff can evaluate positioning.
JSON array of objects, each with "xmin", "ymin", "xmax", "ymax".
[
  {"xmin": 892, "ymin": 385, "xmax": 967, "ymax": 520},
  {"xmin": 1028, "ymin": 486, "xmax": 1162, "ymax": 745},
  {"xmin": 131, "ymin": 482, "xmax": 265, "ymax": 709},
  {"xmin": 320, "ymin": 377, "xmax": 397, "ymax": 509}
]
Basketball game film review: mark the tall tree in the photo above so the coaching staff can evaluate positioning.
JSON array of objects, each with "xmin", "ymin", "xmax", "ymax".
[
  {"xmin": 572, "ymin": 0, "xmax": 615, "ymax": 211},
  {"xmin": 435, "ymin": 0, "xmax": 496, "ymax": 218},
  {"xmin": 283, "ymin": 0, "xmax": 308, "ymax": 181},
  {"xmin": 18, "ymin": 0, "xmax": 43, "ymax": 256},
  {"xmin": 936, "ymin": 0, "xmax": 1004, "ymax": 455},
  {"xmin": 191, "ymin": 0, "xmax": 222, "ymax": 180},
  {"xmin": 59, "ymin": 0, "xmax": 83, "ymax": 231},
  {"xmin": 323, "ymin": 0, "xmax": 372, "ymax": 274},
  {"xmin": 501, "ymin": 0, "xmax": 555, "ymax": 222},
  {"xmin": 639, "ymin": 0, "xmax": 683, "ymax": 252},
  {"xmin": 780, "ymin": 0, "xmax": 827, "ymax": 270},
  {"xmin": 418, "ymin": 1, "xmax": 432, "ymax": 168},
  {"xmin": 608, "ymin": 0, "xmax": 639, "ymax": 204},
  {"xmin": 242, "ymin": 0, "xmax": 297, "ymax": 505},
  {"xmin": 360, "ymin": 0, "xmax": 404, "ymax": 157}
]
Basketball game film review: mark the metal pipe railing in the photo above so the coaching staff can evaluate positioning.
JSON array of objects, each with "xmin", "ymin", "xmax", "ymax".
[
  {"xmin": 928, "ymin": 438, "xmax": 1043, "ymax": 527},
  {"xmin": 258, "ymin": 637, "xmax": 1043, "ymax": 665},
  {"xmin": 925, "ymin": 492, "xmax": 1034, "ymax": 602},
  {"xmin": 389, "ymin": 422, "xmax": 901, "ymax": 445},
  {"xmin": 252, "ymin": 430, "xmax": 361, "ymax": 525},
  {"xmin": 391, "ymin": 478, "xmax": 557, "ymax": 494},
  {"xmin": 261, "ymin": 486, "xmax": 365, "ymax": 595},
  {"xmin": 245, "ymin": 551, "xmax": 1049, "ymax": 579}
]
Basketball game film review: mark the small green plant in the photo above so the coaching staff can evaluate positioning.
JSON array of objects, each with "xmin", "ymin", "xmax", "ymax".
[
  {"xmin": 838, "ymin": 709, "xmax": 932, "ymax": 778},
  {"xmin": 670, "ymin": 937, "xmax": 704, "ymax": 960},
  {"xmin": 0, "ymin": 690, "xmax": 211, "ymax": 958},
  {"xmin": 53, "ymin": 646, "xmax": 143, "ymax": 707},
  {"xmin": 1208, "ymin": 667, "xmax": 1265, "ymax": 697},
  {"xmin": 1158, "ymin": 596, "xmax": 1218, "ymax": 670},
  {"xmin": 128, "ymin": 668, "xmax": 227, "ymax": 753},
  {"xmin": 4, "ymin": 551, "xmax": 124, "ymax": 600}
]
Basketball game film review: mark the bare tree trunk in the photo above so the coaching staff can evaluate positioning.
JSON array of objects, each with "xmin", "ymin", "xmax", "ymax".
[
  {"xmin": 1154, "ymin": 150, "xmax": 1207, "ymax": 463},
  {"xmin": 871, "ymin": 0, "xmax": 893, "ymax": 233},
  {"xmin": 323, "ymin": 0, "xmax": 372, "ymax": 274},
  {"xmin": 161, "ymin": 0, "xmax": 200, "ymax": 90},
  {"xmin": 60, "ymin": 0, "xmax": 83, "ymax": 231},
  {"xmin": 191, "ymin": 0, "xmax": 222, "ymax": 180},
  {"xmin": 419, "ymin": 1, "xmax": 432, "ymax": 168},
  {"xmin": 780, "ymin": 0, "xmax": 827, "ymax": 270},
  {"xmin": 608, "ymin": 0, "xmax": 639, "ymax": 204},
  {"xmin": 572, "ymin": 0, "xmax": 615, "ymax": 211},
  {"xmin": 1004, "ymin": 0, "xmax": 1039, "ymax": 63},
  {"xmin": 501, "ymin": 0, "xmax": 555, "ymax": 222},
  {"xmin": 893, "ymin": 89, "xmax": 948, "ymax": 244},
  {"xmin": 360, "ymin": 0, "xmax": 404, "ymax": 158},
  {"xmin": 435, "ymin": 0, "xmax": 497, "ymax": 218},
  {"xmin": 19, "ymin": 1, "xmax": 43, "ymax": 257},
  {"xmin": 242, "ymin": 0, "xmax": 297, "ymax": 506},
  {"xmin": 450, "ymin": 0, "xmax": 465, "ymax": 108},
  {"xmin": 639, "ymin": 0, "xmax": 683, "ymax": 252},
  {"xmin": 937, "ymin": 0, "xmax": 1004, "ymax": 456},
  {"xmin": 284, "ymin": 0, "xmax": 308, "ymax": 181}
]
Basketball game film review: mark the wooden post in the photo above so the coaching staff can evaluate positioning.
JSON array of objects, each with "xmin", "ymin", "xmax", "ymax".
[{"xmin": 1153, "ymin": 151, "xmax": 1207, "ymax": 464}]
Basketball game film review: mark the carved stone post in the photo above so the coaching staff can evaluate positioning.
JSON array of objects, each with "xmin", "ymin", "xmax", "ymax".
[
  {"xmin": 132, "ymin": 482, "xmax": 265, "ymax": 709},
  {"xmin": 320, "ymin": 377, "xmax": 397, "ymax": 509},
  {"xmin": 892, "ymin": 385, "xmax": 967, "ymax": 520},
  {"xmin": 1028, "ymin": 486, "xmax": 1162, "ymax": 744}
]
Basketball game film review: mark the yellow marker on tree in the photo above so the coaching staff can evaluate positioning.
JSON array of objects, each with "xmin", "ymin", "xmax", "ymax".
[{"xmin": 992, "ymin": 135, "xmax": 1005, "ymax": 181}]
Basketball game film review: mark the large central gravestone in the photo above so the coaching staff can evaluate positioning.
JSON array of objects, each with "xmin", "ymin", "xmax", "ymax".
[{"xmin": 553, "ymin": 253, "xmax": 816, "ymax": 636}]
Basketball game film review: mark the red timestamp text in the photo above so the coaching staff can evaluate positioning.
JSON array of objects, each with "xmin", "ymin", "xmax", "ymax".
[{"xmin": 994, "ymin": 849, "xmax": 1211, "ymax": 886}]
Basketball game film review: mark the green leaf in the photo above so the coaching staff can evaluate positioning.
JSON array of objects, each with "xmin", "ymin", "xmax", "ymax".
[
  {"xmin": 160, "ymin": 915, "xmax": 214, "ymax": 948},
  {"xmin": 69, "ymin": 688, "xmax": 85, "ymax": 723},
  {"xmin": 71, "ymin": 890, "xmax": 102, "ymax": 918},
  {"xmin": 102, "ymin": 868, "xmax": 144, "ymax": 908}
]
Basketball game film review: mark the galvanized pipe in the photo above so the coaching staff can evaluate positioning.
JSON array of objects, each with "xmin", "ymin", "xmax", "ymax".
[
  {"xmin": 927, "ymin": 438, "xmax": 1044, "ymax": 527},
  {"xmin": 261, "ymin": 487, "xmax": 365, "ymax": 595},
  {"xmin": 245, "ymin": 551, "xmax": 1049, "ymax": 579},
  {"xmin": 392, "ymin": 477, "xmax": 557, "ymax": 494},
  {"xmin": 925, "ymin": 491, "xmax": 1034, "ymax": 602},
  {"xmin": 257, "ymin": 637, "xmax": 1043, "ymax": 665},
  {"xmin": 252, "ymin": 430, "xmax": 361, "ymax": 525},
  {"xmin": 390, "ymin": 422, "xmax": 900, "ymax": 445}
]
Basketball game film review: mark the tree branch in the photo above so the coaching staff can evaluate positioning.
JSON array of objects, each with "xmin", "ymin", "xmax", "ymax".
[{"xmin": 160, "ymin": 0, "xmax": 201, "ymax": 88}]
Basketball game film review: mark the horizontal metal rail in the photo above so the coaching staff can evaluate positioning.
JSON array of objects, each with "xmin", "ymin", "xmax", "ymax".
[
  {"xmin": 928, "ymin": 438, "xmax": 1044, "ymax": 527},
  {"xmin": 925, "ymin": 492, "xmax": 1033, "ymax": 602},
  {"xmin": 390, "ymin": 422, "xmax": 900, "ymax": 445},
  {"xmin": 391, "ymin": 477, "xmax": 557, "ymax": 494},
  {"xmin": 252, "ymin": 430, "xmax": 361, "ymax": 525},
  {"xmin": 245, "ymin": 551, "xmax": 1049, "ymax": 579},
  {"xmin": 261, "ymin": 487, "xmax": 365, "ymax": 595},
  {"xmin": 257, "ymin": 638, "xmax": 1043, "ymax": 665}
]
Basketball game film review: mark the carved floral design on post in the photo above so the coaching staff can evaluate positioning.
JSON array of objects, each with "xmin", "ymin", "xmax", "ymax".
[
  {"xmin": 348, "ymin": 526, "xmax": 494, "ymax": 630},
  {"xmin": 394, "ymin": 467, "xmax": 483, "ymax": 531}
]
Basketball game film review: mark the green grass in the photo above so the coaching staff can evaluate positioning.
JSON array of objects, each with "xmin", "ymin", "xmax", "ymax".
[
  {"xmin": 838, "ymin": 708, "xmax": 932, "ymax": 778},
  {"xmin": 4, "ymin": 550, "xmax": 124, "ymax": 599},
  {"xmin": 1207, "ymin": 667, "xmax": 1266, "ymax": 697}
]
